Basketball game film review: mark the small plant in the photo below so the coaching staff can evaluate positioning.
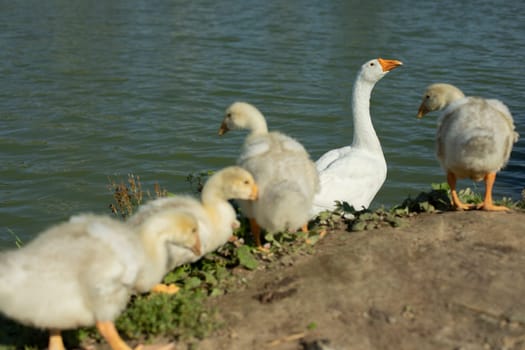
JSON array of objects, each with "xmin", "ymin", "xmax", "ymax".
[
  {"xmin": 457, "ymin": 187, "xmax": 483, "ymax": 206},
  {"xmin": 6, "ymin": 228, "xmax": 24, "ymax": 248},
  {"xmin": 107, "ymin": 174, "xmax": 168, "ymax": 218},
  {"xmin": 517, "ymin": 189, "xmax": 525, "ymax": 209},
  {"xmin": 396, "ymin": 182, "xmax": 451, "ymax": 214},
  {"xmin": 310, "ymin": 201, "xmax": 408, "ymax": 233},
  {"xmin": 394, "ymin": 182, "xmax": 521, "ymax": 213},
  {"xmin": 235, "ymin": 245, "xmax": 259, "ymax": 270},
  {"xmin": 115, "ymin": 290, "xmax": 218, "ymax": 342},
  {"xmin": 349, "ymin": 207, "xmax": 406, "ymax": 231},
  {"xmin": 306, "ymin": 322, "xmax": 318, "ymax": 330},
  {"xmin": 311, "ymin": 204, "xmax": 351, "ymax": 234},
  {"xmin": 186, "ymin": 170, "xmax": 214, "ymax": 194},
  {"xmin": 107, "ymin": 174, "xmax": 144, "ymax": 218}
]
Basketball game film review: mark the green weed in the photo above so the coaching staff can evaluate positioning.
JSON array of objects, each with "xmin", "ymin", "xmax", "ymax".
[
  {"xmin": 185, "ymin": 171, "xmax": 214, "ymax": 194},
  {"xmin": 115, "ymin": 290, "xmax": 217, "ymax": 342},
  {"xmin": 317, "ymin": 182, "xmax": 523, "ymax": 234},
  {"xmin": 6, "ymin": 228, "xmax": 24, "ymax": 248}
]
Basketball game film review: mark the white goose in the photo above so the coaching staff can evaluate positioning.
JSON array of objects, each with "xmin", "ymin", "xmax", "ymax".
[
  {"xmin": 128, "ymin": 166, "xmax": 258, "ymax": 262},
  {"xmin": 0, "ymin": 210, "xmax": 200, "ymax": 350},
  {"xmin": 219, "ymin": 102, "xmax": 319, "ymax": 247},
  {"xmin": 417, "ymin": 83, "xmax": 519, "ymax": 211},
  {"xmin": 310, "ymin": 58, "xmax": 403, "ymax": 217}
]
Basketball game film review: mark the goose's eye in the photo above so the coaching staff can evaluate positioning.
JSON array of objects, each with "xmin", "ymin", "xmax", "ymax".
[
  {"xmin": 370, "ymin": 62, "xmax": 375, "ymax": 66},
  {"xmin": 425, "ymin": 95, "xmax": 430, "ymax": 99}
]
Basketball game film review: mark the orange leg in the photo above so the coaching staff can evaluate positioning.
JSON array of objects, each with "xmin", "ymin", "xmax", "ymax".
[
  {"xmin": 447, "ymin": 171, "xmax": 474, "ymax": 210},
  {"xmin": 96, "ymin": 321, "xmax": 133, "ymax": 350},
  {"xmin": 311, "ymin": 224, "xmax": 327, "ymax": 239},
  {"xmin": 250, "ymin": 218, "xmax": 262, "ymax": 247},
  {"xmin": 97, "ymin": 321, "xmax": 176, "ymax": 350},
  {"xmin": 301, "ymin": 223, "xmax": 311, "ymax": 244},
  {"xmin": 151, "ymin": 283, "xmax": 180, "ymax": 294},
  {"xmin": 49, "ymin": 329, "xmax": 65, "ymax": 350},
  {"xmin": 478, "ymin": 172, "xmax": 510, "ymax": 211}
]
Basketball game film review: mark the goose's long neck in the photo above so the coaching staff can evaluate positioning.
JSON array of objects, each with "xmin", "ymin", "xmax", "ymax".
[
  {"xmin": 131, "ymin": 229, "xmax": 169, "ymax": 292},
  {"xmin": 247, "ymin": 111, "xmax": 269, "ymax": 137},
  {"xmin": 201, "ymin": 179, "xmax": 224, "ymax": 222},
  {"xmin": 201, "ymin": 177, "xmax": 221, "ymax": 207},
  {"xmin": 350, "ymin": 78, "xmax": 382, "ymax": 152},
  {"xmin": 140, "ymin": 231, "xmax": 165, "ymax": 265},
  {"xmin": 139, "ymin": 229, "xmax": 167, "ymax": 273},
  {"xmin": 200, "ymin": 182, "xmax": 233, "ymax": 250}
]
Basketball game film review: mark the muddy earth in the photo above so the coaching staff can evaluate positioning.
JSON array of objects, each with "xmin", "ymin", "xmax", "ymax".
[{"xmin": 183, "ymin": 210, "xmax": 525, "ymax": 350}]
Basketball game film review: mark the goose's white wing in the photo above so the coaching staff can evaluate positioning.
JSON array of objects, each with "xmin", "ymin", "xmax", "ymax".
[{"xmin": 311, "ymin": 149, "xmax": 386, "ymax": 215}]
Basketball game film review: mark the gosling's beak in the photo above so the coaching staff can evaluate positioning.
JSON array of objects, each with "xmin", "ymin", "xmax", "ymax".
[
  {"xmin": 417, "ymin": 102, "xmax": 428, "ymax": 118},
  {"xmin": 218, "ymin": 121, "xmax": 229, "ymax": 135},
  {"xmin": 249, "ymin": 184, "xmax": 258, "ymax": 200},
  {"xmin": 192, "ymin": 234, "xmax": 202, "ymax": 256},
  {"xmin": 378, "ymin": 58, "xmax": 403, "ymax": 72}
]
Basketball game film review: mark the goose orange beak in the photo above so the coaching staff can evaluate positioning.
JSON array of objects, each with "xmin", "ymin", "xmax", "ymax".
[
  {"xmin": 218, "ymin": 121, "xmax": 229, "ymax": 135},
  {"xmin": 378, "ymin": 58, "xmax": 403, "ymax": 72},
  {"xmin": 417, "ymin": 102, "xmax": 429, "ymax": 118},
  {"xmin": 249, "ymin": 184, "xmax": 258, "ymax": 200}
]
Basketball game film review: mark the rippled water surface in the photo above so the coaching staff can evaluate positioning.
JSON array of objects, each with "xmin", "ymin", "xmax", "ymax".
[{"xmin": 1, "ymin": 0, "xmax": 524, "ymax": 246}]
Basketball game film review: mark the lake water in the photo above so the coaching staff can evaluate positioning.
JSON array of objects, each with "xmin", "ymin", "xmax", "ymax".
[{"xmin": 1, "ymin": 0, "xmax": 524, "ymax": 246}]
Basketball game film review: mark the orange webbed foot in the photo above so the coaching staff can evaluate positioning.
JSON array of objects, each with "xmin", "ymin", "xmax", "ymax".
[
  {"xmin": 477, "ymin": 173, "xmax": 510, "ymax": 212},
  {"xmin": 452, "ymin": 202, "xmax": 476, "ymax": 211},
  {"xmin": 477, "ymin": 202, "xmax": 511, "ymax": 211},
  {"xmin": 257, "ymin": 244, "xmax": 271, "ymax": 253},
  {"xmin": 305, "ymin": 230, "xmax": 326, "ymax": 245},
  {"xmin": 151, "ymin": 283, "xmax": 180, "ymax": 294}
]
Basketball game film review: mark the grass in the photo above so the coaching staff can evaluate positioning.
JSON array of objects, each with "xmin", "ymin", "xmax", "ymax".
[
  {"xmin": 5, "ymin": 228, "xmax": 24, "ymax": 249},
  {"xmin": 1, "ymin": 174, "xmax": 524, "ymax": 349},
  {"xmin": 107, "ymin": 174, "xmax": 168, "ymax": 218}
]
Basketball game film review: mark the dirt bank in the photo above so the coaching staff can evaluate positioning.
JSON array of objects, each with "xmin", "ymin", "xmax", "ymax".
[{"xmin": 186, "ymin": 210, "xmax": 525, "ymax": 350}]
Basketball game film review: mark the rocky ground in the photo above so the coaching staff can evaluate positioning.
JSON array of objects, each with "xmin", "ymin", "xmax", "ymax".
[{"xmin": 184, "ymin": 210, "xmax": 525, "ymax": 350}]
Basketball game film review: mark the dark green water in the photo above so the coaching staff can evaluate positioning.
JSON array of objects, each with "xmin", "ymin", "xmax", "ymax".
[{"xmin": 1, "ymin": 0, "xmax": 524, "ymax": 246}]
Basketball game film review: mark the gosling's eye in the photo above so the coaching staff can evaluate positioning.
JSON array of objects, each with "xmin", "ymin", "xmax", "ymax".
[
  {"xmin": 192, "ymin": 228, "xmax": 197, "ymax": 233},
  {"xmin": 244, "ymin": 180, "xmax": 250, "ymax": 185},
  {"xmin": 425, "ymin": 95, "xmax": 430, "ymax": 99},
  {"xmin": 227, "ymin": 112, "xmax": 232, "ymax": 118}
]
